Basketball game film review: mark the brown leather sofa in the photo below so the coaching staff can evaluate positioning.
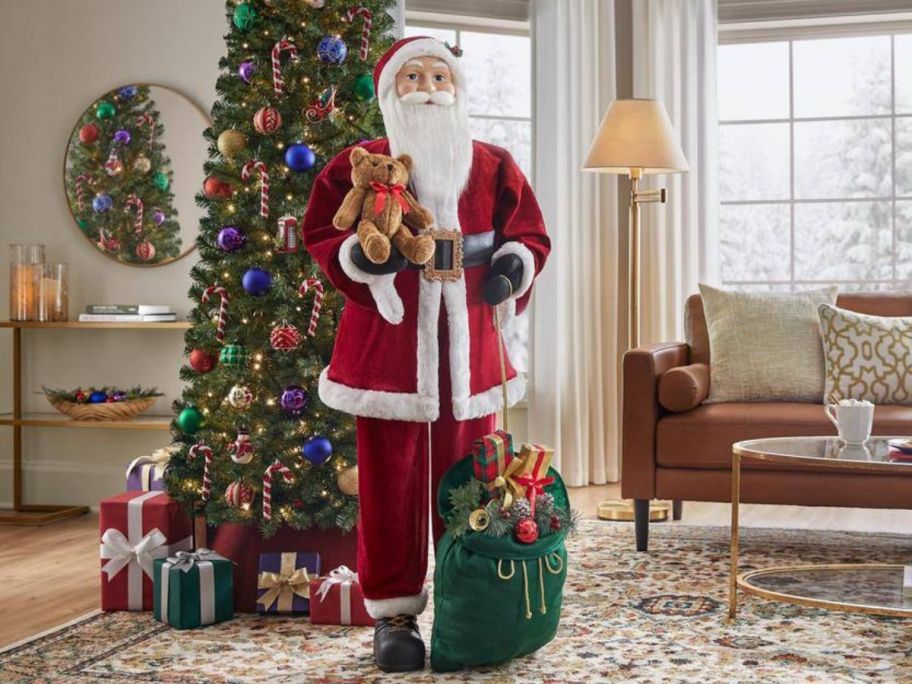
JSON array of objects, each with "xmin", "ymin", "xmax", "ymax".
[{"xmin": 621, "ymin": 292, "xmax": 912, "ymax": 551}]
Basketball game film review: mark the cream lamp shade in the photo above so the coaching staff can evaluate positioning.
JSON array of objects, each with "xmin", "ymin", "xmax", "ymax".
[{"xmin": 583, "ymin": 99, "xmax": 689, "ymax": 175}]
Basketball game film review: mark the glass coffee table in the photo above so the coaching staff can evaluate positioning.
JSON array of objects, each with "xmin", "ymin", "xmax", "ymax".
[{"xmin": 728, "ymin": 436, "xmax": 912, "ymax": 619}]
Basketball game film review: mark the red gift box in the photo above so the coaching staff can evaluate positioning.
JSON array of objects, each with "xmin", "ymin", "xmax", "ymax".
[
  {"xmin": 309, "ymin": 567, "xmax": 374, "ymax": 626},
  {"xmin": 99, "ymin": 490, "xmax": 193, "ymax": 611}
]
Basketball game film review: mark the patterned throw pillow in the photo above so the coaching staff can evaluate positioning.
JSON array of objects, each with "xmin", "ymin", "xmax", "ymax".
[{"xmin": 818, "ymin": 304, "xmax": 912, "ymax": 405}]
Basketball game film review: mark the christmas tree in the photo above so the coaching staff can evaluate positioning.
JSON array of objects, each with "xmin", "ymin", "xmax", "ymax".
[
  {"xmin": 65, "ymin": 84, "xmax": 183, "ymax": 264},
  {"xmin": 166, "ymin": 0, "xmax": 395, "ymax": 535}
]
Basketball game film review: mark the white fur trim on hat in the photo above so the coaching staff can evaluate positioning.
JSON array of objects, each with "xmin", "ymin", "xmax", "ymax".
[
  {"xmin": 338, "ymin": 234, "xmax": 404, "ymax": 325},
  {"xmin": 376, "ymin": 38, "xmax": 466, "ymax": 101}
]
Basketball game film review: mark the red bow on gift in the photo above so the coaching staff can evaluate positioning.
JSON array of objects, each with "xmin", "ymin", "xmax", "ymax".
[
  {"xmin": 371, "ymin": 182, "xmax": 410, "ymax": 215},
  {"xmin": 516, "ymin": 471, "xmax": 555, "ymax": 515}
]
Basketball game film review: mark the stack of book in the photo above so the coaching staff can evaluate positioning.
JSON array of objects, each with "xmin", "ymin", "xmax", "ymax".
[{"xmin": 78, "ymin": 304, "xmax": 178, "ymax": 323}]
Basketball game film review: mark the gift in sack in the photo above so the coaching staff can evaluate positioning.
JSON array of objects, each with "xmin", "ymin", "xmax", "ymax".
[
  {"xmin": 256, "ymin": 551, "xmax": 321, "ymax": 614},
  {"xmin": 153, "ymin": 549, "xmax": 234, "ymax": 629},
  {"xmin": 126, "ymin": 446, "xmax": 178, "ymax": 491},
  {"xmin": 471, "ymin": 430, "xmax": 515, "ymax": 502},
  {"xmin": 99, "ymin": 490, "xmax": 193, "ymax": 611},
  {"xmin": 309, "ymin": 566, "xmax": 374, "ymax": 626}
]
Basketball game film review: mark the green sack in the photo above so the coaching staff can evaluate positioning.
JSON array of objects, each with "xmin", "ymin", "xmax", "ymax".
[{"xmin": 430, "ymin": 455, "xmax": 569, "ymax": 672}]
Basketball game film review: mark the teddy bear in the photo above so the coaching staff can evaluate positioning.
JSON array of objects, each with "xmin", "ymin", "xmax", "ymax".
[{"xmin": 332, "ymin": 146, "xmax": 436, "ymax": 265}]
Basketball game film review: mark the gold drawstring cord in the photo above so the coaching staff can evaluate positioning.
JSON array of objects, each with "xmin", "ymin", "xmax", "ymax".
[
  {"xmin": 492, "ymin": 282, "xmax": 512, "ymax": 434},
  {"xmin": 521, "ymin": 561, "xmax": 532, "ymax": 619},
  {"xmin": 545, "ymin": 552, "xmax": 564, "ymax": 575},
  {"xmin": 497, "ymin": 559, "xmax": 515, "ymax": 580},
  {"xmin": 538, "ymin": 557, "xmax": 547, "ymax": 615}
]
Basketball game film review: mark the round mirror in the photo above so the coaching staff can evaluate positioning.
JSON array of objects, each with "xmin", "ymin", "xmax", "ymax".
[{"xmin": 64, "ymin": 84, "xmax": 210, "ymax": 266}]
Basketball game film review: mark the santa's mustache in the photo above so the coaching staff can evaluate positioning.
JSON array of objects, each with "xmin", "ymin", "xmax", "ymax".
[{"xmin": 398, "ymin": 90, "xmax": 456, "ymax": 106}]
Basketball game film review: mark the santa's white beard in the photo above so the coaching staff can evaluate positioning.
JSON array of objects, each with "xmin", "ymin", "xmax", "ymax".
[{"xmin": 380, "ymin": 88, "xmax": 473, "ymax": 210}]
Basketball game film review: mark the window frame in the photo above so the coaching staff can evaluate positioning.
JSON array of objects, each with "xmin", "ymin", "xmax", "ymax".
[{"xmin": 717, "ymin": 23, "xmax": 912, "ymax": 290}]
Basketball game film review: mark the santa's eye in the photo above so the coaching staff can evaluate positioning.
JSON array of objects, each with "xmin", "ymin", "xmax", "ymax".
[
  {"xmin": 434, "ymin": 74, "xmax": 447, "ymax": 82},
  {"xmin": 406, "ymin": 72, "xmax": 419, "ymax": 81}
]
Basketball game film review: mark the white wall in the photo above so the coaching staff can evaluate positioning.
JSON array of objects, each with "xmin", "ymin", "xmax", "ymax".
[{"xmin": 0, "ymin": 0, "xmax": 225, "ymax": 508}]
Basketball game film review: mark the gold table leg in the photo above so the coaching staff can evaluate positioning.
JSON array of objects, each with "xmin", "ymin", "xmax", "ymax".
[{"xmin": 728, "ymin": 451, "xmax": 741, "ymax": 620}]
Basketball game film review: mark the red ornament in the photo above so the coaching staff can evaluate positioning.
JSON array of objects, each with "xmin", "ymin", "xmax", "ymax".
[
  {"xmin": 135, "ymin": 240, "xmax": 156, "ymax": 262},
  {"xmin": 105, "ymin": 396, "xmax": 116, "ymax": 403},
  {"xmin": 292, "ymin": 499, "xmax": 305, "ymax": 509},
  {"xmin": 74, "ymin": 390, "xmax": 87, "ymax": 403},
  {"xmin": 269, "ymin": 322, "xmax": 303, "ymax": 351},
  {"xmin": 189, "ymin": 348, "xmax": 218, "ymax": 373},
  {"xmin": 514, "ymin": 517, "xmax": 539, "ymax": 544},
  {"xmin": 79, "ymin": 123, "xmax": 99, "ymax": 144},
  {"xmin": 225, "ymin": 480, "xmax": 255, "ymax": 510},
  {"xmin": 204, "ymin": 176, "xmax": 234, "ymax": 200},
  {"xmin": 253, "ymin": 106, "xmax": 282, "ymax": 135}
]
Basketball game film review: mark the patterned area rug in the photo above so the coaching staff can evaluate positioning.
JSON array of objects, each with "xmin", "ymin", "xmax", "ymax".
[{"xmin": 2, "ymin": 522, "xmax": 911, "ymax": 683}]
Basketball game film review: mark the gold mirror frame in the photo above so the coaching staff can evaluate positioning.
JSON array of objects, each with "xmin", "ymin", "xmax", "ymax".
[{"xmin": 63, "ymin": 83, "xmax": 212, "ymax": 268}]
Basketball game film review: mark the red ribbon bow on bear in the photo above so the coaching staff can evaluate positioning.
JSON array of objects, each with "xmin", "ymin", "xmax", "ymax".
[{"xmin": 370, "ymin": 181, "xmax": 410, "ymax": 216}]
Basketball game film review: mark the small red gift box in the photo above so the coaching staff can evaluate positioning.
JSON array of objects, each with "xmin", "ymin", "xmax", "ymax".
[
  {"xmin": 309, "ymin": 566, "xmax": 374, "ymax": 626},
  {"xmin": 99, "ymin": 490, "xmax": 193, "ymax": 611}
]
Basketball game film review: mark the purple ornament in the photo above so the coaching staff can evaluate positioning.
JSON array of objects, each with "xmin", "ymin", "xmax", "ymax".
[
  {"xmin": 238, "ymin": 60, "xmax": 256, "ymax": 84},
  {"xmin": 112, "ymin": 390, "xmax": 127, "ymax": 402},
  {"xmin": 217, "ymin": 226, "xmax": 247, "ymax": 252},
  {"xmin": 152, "ymin": 209, "xmax": 166, "ymax": 225},
  {"xmin": 113, "ymin": 129, "xmax": 132, "ymax": 145},
  {"xmin": 280, "ymin": 385, "xmax": 310, "ymax": 417}
]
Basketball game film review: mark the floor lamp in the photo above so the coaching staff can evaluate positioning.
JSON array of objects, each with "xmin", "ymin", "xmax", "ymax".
[{"xmin": 582, "ymin": 99, "xmax": 689, "ymax": 522}]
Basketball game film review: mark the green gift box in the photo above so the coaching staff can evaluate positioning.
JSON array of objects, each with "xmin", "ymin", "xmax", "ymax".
[{"xmin": 153, "ymin": 549, "xmax": 234, "ymax": 630}]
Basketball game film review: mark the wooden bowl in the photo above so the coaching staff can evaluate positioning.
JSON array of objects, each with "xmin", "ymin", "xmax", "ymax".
[{"xmin": 46, "ymin": 396, "xmax": 158, "ymax": 421}]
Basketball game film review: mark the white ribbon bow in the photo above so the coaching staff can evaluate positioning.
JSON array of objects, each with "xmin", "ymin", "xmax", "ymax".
[
  {"xmin": 316, "ymin": 565, "xmax": 358, "ymax": 602},
  {"xmin": 100, "ymin": 527, "xmax": 167, "ymax": 580},
  {"xmin": 167, "ymin": 548, "xmax": 224, "ymax": 573}
]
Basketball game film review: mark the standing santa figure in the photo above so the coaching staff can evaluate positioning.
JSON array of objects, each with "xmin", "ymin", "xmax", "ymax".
[{"xmin": 302, "ymin": 36, "xmax": 550, "ymax": 672}]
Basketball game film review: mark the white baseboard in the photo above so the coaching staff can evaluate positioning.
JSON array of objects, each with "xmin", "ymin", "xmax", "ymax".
[{"xmin": 0, "ymin": 459, "xmax": 117, "ymax": 478}]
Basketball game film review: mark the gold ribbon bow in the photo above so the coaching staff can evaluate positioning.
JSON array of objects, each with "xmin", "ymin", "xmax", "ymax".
[
  {"xmin": 257, "ymin": 566, "xmax": 311, "ymax": 612},
  {"xmin": 493, "ymin": 458, "xmax": 526, "ymax": 510}
]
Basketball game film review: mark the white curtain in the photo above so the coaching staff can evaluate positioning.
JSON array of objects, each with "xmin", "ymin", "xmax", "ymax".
[
  {"xmin": 528, "ymin": 0, "xmax": 619, "ymax": 485},
  {"xmin": 633, "ymin": 0, "xmax": 719, "ymax": 344}
]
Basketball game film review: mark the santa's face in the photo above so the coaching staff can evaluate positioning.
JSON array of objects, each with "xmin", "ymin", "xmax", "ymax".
[{"xmin": 395, "ymin": 56, "xmax": 456, "ymax": 106}]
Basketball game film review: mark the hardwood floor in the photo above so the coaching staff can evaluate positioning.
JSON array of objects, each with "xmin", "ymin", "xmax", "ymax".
[{"xmin": 2, "ymin": 487, "xmax": 911, "ymax": 649}]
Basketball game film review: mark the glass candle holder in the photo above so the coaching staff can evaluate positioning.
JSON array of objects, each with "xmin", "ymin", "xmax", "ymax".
[
  {"xmin": 9, "ymin": 244, "xmax": 45, "ymax": 321},
  {"xmin": 39, "ymin": 262, "xmax": 68, "ymax": 322}
]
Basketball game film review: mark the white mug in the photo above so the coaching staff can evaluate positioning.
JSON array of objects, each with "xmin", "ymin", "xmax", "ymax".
[{"xmin": 825, "ymin": 399, "xmax": 874, "ymax": 445}]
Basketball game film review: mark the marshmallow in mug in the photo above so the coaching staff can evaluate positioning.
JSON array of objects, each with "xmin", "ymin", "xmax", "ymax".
[{"xmin": 835, "ymin": 399, "xmax": 874, "ymax": 407}]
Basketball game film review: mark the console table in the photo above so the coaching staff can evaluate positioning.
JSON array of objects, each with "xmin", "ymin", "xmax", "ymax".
[{"xmin": 0, "ymin": 320, "xmax": 190, "ymax": 525}]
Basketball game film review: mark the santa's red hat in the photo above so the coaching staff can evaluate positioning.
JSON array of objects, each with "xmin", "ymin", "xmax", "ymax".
[{"xmin": 373, "ymin": 36, "xmax": 465, "ymax": 98}]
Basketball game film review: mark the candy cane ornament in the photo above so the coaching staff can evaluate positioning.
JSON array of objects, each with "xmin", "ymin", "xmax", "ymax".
[
  {"xmin": 271, "ymin": 37, "xmax": 298, "ymax": 97},
  {"xmin": 201, "ymin": 285, "xmax": 230, "ymax": 342},
  {"xmin": 136, "ymin": 112, "xmax": 155, "ymax": 150},
  {"xmin": 241, "ymin": 160, "xmax": 270, "ymax": 218},
  {"xmin": 124, "ymin": 194, "xmax": 144, "ymax": 233},
  {"xmin": 189, "ymin": 442, "xmax": 214, "ymax": 502},
  {"xmin": 304, "ymin": 85, "xmax": 337, "ymax": 123},
  {"xmin": 276, "ymin": 215, "xmax": 299, "ymax": 253},
  {"xmin": 74, "ymin": 173, "xmax": 94, "ymax": 210},
  {"xmin": 345, "ymin": 6, "xmax": 373, "ymax": 61},
  {"xmin": 298, "ymin": 277, "xmax": 325, "ymax": 336},
  {"xmin": 263, "ymin": 459, "xmax": 294, "ymax": 521}
]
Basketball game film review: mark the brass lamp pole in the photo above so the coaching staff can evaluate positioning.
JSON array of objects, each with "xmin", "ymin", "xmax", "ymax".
[{"xmin": 583, "ymin": 98, "xmax": 689, "ymax": 522}]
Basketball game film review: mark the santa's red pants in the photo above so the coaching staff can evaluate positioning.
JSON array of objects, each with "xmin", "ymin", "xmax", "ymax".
[{"xmin": 355, "ymin": 321, "xmax": 495, "ymax": 617}]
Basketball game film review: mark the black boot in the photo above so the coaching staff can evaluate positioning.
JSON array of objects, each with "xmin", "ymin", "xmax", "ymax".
[{"xmin": 373, "ymin": 614, "xmax": 425, "ymax": 672}]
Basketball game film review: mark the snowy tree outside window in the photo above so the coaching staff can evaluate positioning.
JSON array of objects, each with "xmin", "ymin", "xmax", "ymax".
[{"xmin": 719, "ymin": 33, "xmax": 912, "ymax": 292}]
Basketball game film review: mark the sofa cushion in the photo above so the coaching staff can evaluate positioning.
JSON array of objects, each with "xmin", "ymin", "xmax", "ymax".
[
  {"xmin": 656, "ymin": 402, "xmax": 912, "ymax": 469},
  {"xmin": 658, "ymin": 363, "xmax": 710, "ymax": 412},
  {"xmin": 818, "ymin": 303, "xmax": 912, "ymax": 405}
]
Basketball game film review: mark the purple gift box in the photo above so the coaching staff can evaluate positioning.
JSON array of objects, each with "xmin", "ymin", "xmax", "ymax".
[
  {"xmin": 125, "ymin": 447, "xmax": 177, "ymax": 492},
  {"xmin": 256, "ymin": 551, "xmax": 321, "ymax": 615}
]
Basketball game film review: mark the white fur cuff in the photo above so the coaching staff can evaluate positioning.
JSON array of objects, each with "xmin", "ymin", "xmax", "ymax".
[
  {"xmin": 338, "ymin": 234, "xmax": 404, "ymax": 325},
  {"xmin": 364, "ymin": 589, "xmax": 429, "ymax": 619},
  {"xmin": 491, "ymin": 241, "xmax": 536, "ymax": 301}
]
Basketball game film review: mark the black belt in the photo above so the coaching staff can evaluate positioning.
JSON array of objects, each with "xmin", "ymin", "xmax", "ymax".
[{"xmin": 408, "ymin": 230, "xmax": 496, "ymax": 275}]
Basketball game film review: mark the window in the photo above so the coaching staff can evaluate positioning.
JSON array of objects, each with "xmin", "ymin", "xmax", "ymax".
[
  {"xmin": 403, "ymin": 21, "xmax": 533, "ymax": 178},
  {"xmin": 718, "ymin": 32, "xmax": 912, "ymax": 291}
]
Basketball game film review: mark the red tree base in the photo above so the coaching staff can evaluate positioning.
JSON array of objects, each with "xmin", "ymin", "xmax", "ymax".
[{"xmin": 206, "ymin": 523, "xmax": 358, "ymax": 613}]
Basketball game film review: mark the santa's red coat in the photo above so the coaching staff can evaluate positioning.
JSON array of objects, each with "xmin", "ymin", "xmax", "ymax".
[{"xmin": 301, "ymin": 138, "xmax": 550, "ymax": 423}]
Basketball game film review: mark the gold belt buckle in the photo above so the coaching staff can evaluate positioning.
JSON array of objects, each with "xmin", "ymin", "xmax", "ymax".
[{"xmin": 422, "ymin": 229, "xmax": 463, "ymax": 282}]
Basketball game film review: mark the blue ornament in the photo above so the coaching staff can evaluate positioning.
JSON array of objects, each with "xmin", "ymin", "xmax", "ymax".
[
  {"xmin": 285, "ymin": 144, "xmax": 316, "ymax": 172},
  {"xmin": 302, "ymin": 436, "xmax": 333, "ymax": 465},
  {"xmin": 88, "ymin": 390, "xmax": 108, "ymax": 403},
  {"xmin": 217, "ymin": 226, "xmax": 247, "ymax": 252},
  {"xmin": 118, "ymin": 85, "xmax": 138, "ymax": 99},
  {"xmin": 92, "ymin": 193, "xmax": 113, "ymax": 213},
  {"xmin": 317, "ymin": 36, "xmax": 348, "ymax": 64},
  {"xmin": 242, "ymin": 267, "xmax": 272, "ymax": 296}
]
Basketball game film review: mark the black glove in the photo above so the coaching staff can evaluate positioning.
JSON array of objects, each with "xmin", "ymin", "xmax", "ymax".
[
  {"xmin": 483, "ymin": 254, "xmax": 524, "ymax": 306},
  {"xmin": 350, "ymin": 242, "xmax": 408, "ymax": 275}
]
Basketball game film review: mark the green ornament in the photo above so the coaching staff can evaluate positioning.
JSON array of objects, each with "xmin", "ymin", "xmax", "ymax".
[
  {"xmin": 77, "ymin": 218, "xmax": 89, "ymax": 229},
  {"xmin": 219, "ymin": 344, "xmax": 249, "ymax": 368},
  {"xmin": 153, "ymin": 171, "xmax": 170, "ymax": 191},
  {"xmin": 95, "ymin": 101, "xmax": 116, "ymax": 119},
  {"xmin": 352, "ymin": 73, "xmax": 375, "ymax": 102},
  {"xmin": 177, "ymin": 406, "xmax": 205, "ymax": 434},
  {"xmin": 233, "ymin": 3, "xmax": 257, "ymax": 31}
]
